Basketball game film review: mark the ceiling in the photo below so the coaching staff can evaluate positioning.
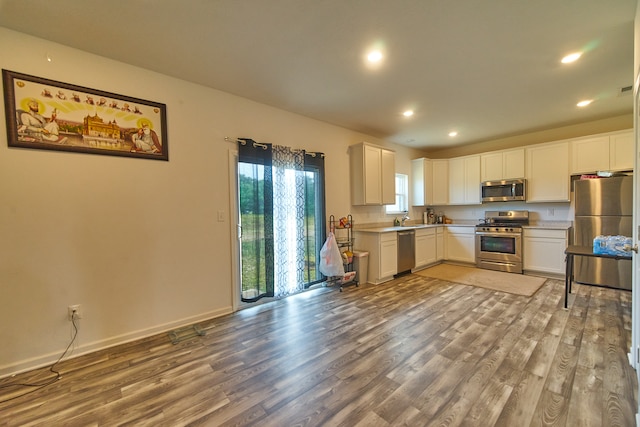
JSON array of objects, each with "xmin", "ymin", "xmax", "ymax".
[{"xmin": 0, "ymin": 0, "xmax": 636, "ymax": 150}]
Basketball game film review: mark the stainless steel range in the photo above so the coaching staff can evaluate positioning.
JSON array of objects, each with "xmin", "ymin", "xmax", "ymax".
[{"xmin": 475, "ymin": 210, "xmax": 529, "ymax": 274}]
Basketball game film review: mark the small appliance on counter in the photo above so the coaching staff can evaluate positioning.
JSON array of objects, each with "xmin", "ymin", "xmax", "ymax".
[{"xmin": 424, "ymin": 208, "xmax": 435, "ymax": 224}]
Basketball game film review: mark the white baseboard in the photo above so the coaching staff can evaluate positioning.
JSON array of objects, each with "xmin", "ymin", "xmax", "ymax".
[{"xmin": 0, "ymin": 306, "xmax": 232, "ymax": 379}]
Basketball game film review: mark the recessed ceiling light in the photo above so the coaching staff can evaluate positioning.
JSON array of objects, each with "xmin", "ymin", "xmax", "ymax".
[
  {"xmin": 367, "ymin": 50, "xmax": 383, "ymax": 63},
  {"xmin": 561, "ymin": 52, "xmax": 582, "ymax": 64},
  {"xmin": 577, "ymin": 99, "xmax": 592, "ymax": 107},
  {"xmin": 448, "ymin": 131, "xmax": 458, "ymax": 137},
  {"xmin": 403, "ymin": 110, "xmax": 414, "ymax": 117}
]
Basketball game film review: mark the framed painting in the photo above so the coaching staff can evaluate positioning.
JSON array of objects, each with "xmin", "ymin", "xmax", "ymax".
[{"xmin": 2, "ymin": 69, "xmax": 168, "ymax": 161}]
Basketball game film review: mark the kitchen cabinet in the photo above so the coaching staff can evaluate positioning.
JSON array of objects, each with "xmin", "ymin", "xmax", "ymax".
[
  {"xmin": 525, "ymin": 141, "xmax": 570, "ymax": 202},
  {"xmin": 436, "ymin": 226, "xmax": 444, "ymax": 261},
  {"xmin": 448, "ymin": 155, "xmax": 480, "ymax": 205},
  {"xmin": 523, "ymin": 228, "xmax": 568, "ymax": 275},
  {"xmin": 354, "ymin": 230, "xmax": 397, "ymax": 284},
  {"xmin": 379, "ymin": 233, "xmax": 398, "ymax": 280},
  {"xmin": 412, "ymin": 157, "xmax": 448, "ymax": 206},
  {"xmin": 480, "ymin": 148, "xmax": 525, "ymax": 181},
  {"xmin": 414, "ymin": 227, "xmax": 437, "ymax": 270},
  {"xmin": 411, "ymin": 158, "xmax": 433, "ymax": 206},
  {"xmin": 349, "ymin": 142, "xmax": 395, "ymax": 205},
  {"xmin": 445, "ymin": 226, "xmax": 475, "ymax": 263},
  {"xmin": 609, "ymin": 131, "xmax": 634, "ymax": 171},
  {"xmin": 570, "ymin": 131, "xmax": 634, "ymax": 174},
  {"xmin": 432, "ymin": 160, "xmax": 449, "ymax": 205}
]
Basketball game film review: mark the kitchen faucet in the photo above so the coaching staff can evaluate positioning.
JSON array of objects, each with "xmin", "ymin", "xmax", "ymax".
[{"xmin": 401, "ymin": 212, "xmax": 410, "ymax": 226}]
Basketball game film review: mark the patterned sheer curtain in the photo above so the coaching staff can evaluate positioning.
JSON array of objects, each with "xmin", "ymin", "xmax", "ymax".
[
  {"xmin": 238, "ymin": 139, "xmax": 325, "ymax": 302},
  {"xmin": 272, "ymin": 145, "xmax": 306, "ymax": 297}
]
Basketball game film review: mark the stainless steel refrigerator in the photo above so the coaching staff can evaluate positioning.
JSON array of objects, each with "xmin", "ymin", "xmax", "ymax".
[{"xmin": 573, "ymin": 175, "xmax": 633, "ymax": 290}]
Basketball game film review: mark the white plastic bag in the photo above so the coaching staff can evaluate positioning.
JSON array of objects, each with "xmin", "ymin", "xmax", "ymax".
[{"xmin": 319, "ymin": 232, "xmax": 345, "ymax": 277}]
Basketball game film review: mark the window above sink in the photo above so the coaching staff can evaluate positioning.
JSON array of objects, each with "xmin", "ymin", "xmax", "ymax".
[{"xmin": 386, "ymin": 173, "xmax": 408, "ymax": 214}]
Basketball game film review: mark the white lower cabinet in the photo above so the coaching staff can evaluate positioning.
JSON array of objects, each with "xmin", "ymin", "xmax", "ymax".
[
  {"xmin": 354, "ymin": 231, "xmax": 397, "ymax": 284},
  {"xmin": 414, "ymin": 227, "xmax": 437, "ymax": 270},
  {"xmin": 523, "ymin": 228, "xmax": 568, "ymax": 275},
  {"xmin": 436, "ymin": 227, "xmax": 444, "ymax": 261},
  {"xmin": 445, "ymin": 226, "xmax": 476, "ymax": 264}
]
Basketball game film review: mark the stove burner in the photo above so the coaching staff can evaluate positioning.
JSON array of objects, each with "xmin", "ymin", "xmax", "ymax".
[
  {"xmin": 478, "ymin": 210, "xmax": 529, "ymax": 230},
  {"xmin": 476, "ymin": 222, "xmax": 523, "ymax": 228}
]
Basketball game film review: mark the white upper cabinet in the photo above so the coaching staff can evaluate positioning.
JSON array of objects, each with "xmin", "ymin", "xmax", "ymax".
[
  {"xmin": 349, "ymin": 142, "xmax": 395, "ymax": 205},
  {"xmin": 609, "ymin": 131, "xmax": 634, "ymax": 171},
  {"xmin": 570, "ymin": 135, "xmax": 609, "ymax": 174},
  {"xmin": 526, "ymin": 141, "xmax": 570, "ymax": 202},
  {"xmin": 407, "ymin": 129, "xmax": 631, "ymax": 207},
  {"xmin": 411, "ymin": 158, "xmax": 433, "ymax": 206},
  {"xmin": 570, "ymin": 130, "xmax": 633, "ymax": 174},
  {"xmin": 432, "ymin": 160, "xmax": 449, "ymax": 205},
  {"xmin": 380, "ymin": 149, "xmax": 396, "ymax": 204},
  {"xmin": 449, "ymin": 155, "xmax": 480, "ymax": 205},
  {"xmin": 412, "ymin": 157, "xmax": 448, "ymax": 206},
  {"xmin": 480, "ymin": 148, "xmax": 525, "ymax": 182}
]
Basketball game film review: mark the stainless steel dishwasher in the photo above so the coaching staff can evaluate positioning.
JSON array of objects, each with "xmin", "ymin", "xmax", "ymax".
[{"xmin": 397, "ymin": 229, "xmax": 415, "ymax": 274}]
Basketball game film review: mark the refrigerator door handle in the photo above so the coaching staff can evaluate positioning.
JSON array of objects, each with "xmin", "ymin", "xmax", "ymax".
[{"xmin": 632, "ymin": 245, "xmax": 638, "ymax": 253}]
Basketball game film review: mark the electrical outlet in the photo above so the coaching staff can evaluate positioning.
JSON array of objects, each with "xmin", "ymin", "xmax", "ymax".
[{"xmin": 68, "ymin": 304, "xmax": 82, "ymax": 320}]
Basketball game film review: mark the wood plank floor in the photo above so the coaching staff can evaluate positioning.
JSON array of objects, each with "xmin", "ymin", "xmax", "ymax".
[{"xmin": 0, "ymin": 273, "xmax": 637, "ymax": 426}]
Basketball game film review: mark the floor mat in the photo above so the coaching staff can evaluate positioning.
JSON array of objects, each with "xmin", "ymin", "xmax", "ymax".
[{"xmin": 415, "ymin": 264, "xmax": 547, "ymax": 297}]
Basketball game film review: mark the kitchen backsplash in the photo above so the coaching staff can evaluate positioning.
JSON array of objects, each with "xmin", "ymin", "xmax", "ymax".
[{"xmin": 351, "ymin": 201, "xmax": 572, "ymax": 228}]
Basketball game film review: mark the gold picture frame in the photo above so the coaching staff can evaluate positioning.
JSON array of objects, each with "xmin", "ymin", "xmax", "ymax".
[{"xmin": 2, "ymin": 69, "xmax": 168, "ymax": 161}]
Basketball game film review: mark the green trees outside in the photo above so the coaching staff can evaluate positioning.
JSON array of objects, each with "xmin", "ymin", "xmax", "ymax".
[{"xmin": 238, "ymin": 167, "xmax": 323, "ymax": 299}]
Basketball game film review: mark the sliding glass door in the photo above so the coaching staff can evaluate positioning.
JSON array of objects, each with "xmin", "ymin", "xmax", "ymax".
[
  {"xmin": 301, "ymin": 154, "xmax": 326, "ymax": 288},
  {"xmin": 238, "ymin": 160, "xmax": 273, "ymax": 301},
  {"xmin": 237, "ymin": 140, "xmax": 325, "ymax": 302}
]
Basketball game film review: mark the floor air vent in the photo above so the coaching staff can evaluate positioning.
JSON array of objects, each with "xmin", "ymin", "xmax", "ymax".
[{"xmin": 169, "ymin": 324, "xmax": 206, "ymax": 344}]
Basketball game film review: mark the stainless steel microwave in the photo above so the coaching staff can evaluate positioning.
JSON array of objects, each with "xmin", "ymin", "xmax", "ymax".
[{"xmin": 481, "ymin": 179, "xmax": 526, "ymax": 202}]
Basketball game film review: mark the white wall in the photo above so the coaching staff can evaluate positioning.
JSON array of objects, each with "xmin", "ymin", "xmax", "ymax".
[
  {"xmin": 0, "ymin": 25, "xmax": 626, "ymax": 377},
  {"xmin": 0, "ymin": 27, "xmax": 427, "ymax": 376}
]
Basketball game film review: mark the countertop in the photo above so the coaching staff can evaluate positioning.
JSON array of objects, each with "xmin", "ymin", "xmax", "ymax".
[
  {"xmin": 355, "ymin": 223, "xmax": 473, "ymax": 233},
  {"xmin": 355, "ymin": 220, "xmax": 572, "ymax": 233},
  {"xmin": 523, "ymin": 221, "xmax": 572, "ymax": 230}
]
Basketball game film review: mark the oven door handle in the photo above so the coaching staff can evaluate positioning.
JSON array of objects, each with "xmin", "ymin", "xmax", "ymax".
[{"xmin": 475, "ymin": 231, "xmax": 521, "ymax": 238}]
